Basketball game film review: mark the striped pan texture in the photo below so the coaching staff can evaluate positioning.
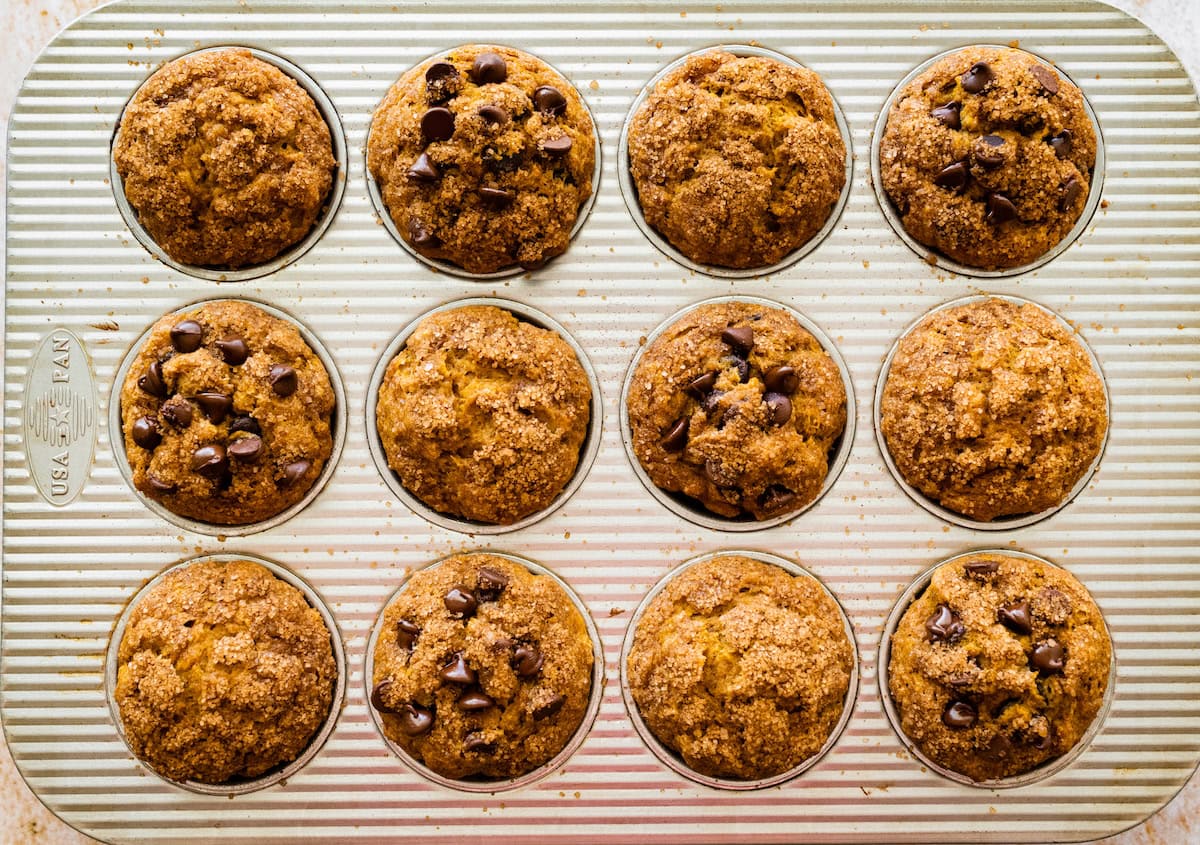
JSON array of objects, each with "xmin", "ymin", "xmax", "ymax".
[{"xmin": 3, "ymin": 1, "xmax": 1199, "ymax": 842}]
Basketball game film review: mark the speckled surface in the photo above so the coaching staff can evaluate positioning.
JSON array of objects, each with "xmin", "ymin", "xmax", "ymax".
[{"xmin": 1, "ymin": 1, "xmax": 1197, "ymax": 843}]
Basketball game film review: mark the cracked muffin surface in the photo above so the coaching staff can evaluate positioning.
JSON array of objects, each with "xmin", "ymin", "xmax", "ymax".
[
  {"xmin": 367, "ymin": 44, "xmax": 595, "ymax": 274},
  {"xmin": 626, "ymin": 555, "xmax": 852, "ymax": 780},
  {"xmin": 887, "ymin": 552, "xmax": 1111, "ymax": 782},
  {"xmin": 627, "ymin": 300, "xmax": 846, "ymax": 520},
  {"xmin": 880, "ymin": 298, "xmax": 1106, "ymax": 522},
  {"xmin": 120, "ymin": 300, "xmax": 336, "ymax": 526},
  {"xmin": 376, "ymin": 305, "xmax": 591, "ymax": 525},
  {"xmin": 114, "ymin": 48, "xmax": 335, "ymax": 268},
  {"xmin": 879, "ymin": 46, "xmax": 1096, "ymax": 270},
  {"xmin": 370, "ymin": 554, "xmax": 594, "ymax": 780},
  {"xmin": 627, "ymin": 49, "xmax": 846, "ymax": 269},
  {"xmin": 114, "ymin": 559, "xmax": 336, "ymax": 784}
]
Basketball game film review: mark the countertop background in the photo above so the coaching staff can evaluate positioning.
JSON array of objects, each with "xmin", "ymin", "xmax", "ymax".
[{"xmin": 1, "ymin": 1, "xmax": 1197, "ymax": 843}]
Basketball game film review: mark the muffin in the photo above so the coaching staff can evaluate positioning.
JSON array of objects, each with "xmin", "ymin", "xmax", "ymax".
[
  {"xmin": 626, "ymin": 300, "xmax": 846, "ymax": 520},
  {"xmin": 887, "ymin": 552, "xmax": 1112, "ymax": 782},
  {"xmin": 367, "ymin": 44, "xmax": 596, "ymax": 274},
  {"xmin": 626, "ymin": 49, "xmax": 846, "ymax": 269},
  {"xmin": 113, "ymin": 48, "xmax": 335, "ymax": 269},
  {"xmin": 120, "ymin": 300, "xmax": 336, "ymax": 526},
  {"xmin": 376, "ymin": 304, "xmax": 591, "ymax": 525},
  {"xmin": 114, "ymin": 558, "xmax": 337, "ymax": 784},
  {"xmin": 626, "ymin": 555, "xmax": 853, "ymax": 781},
  {"xmin": 369, "ymin": 553, "xmax": 595, "ymax": 780},
  {"xmin": 879, "ymin": 297, "xmax": 1107, "ymax": 522},
  {"xmin": 879, "ymin": 46, "xmax": 1097, "ymax": 270}
]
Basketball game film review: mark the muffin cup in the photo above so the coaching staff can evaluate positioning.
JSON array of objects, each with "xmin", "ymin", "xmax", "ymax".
[
  {"xmin": 109, "ymin": 297, "xmax": 348, "ymax": 537},
  {"xmin": 870, "ymin": 44, "xmax": 1106, "ymax": 279},
  {"xmin": 364, "ymin": 551, "xmax": 605, "ymax": 792},
  {"xmin": 619, "ymin": 549, "xmax": 859, "ymax": 790},
  {"xmin": 109, "ymin": 45, "xmax": 348, "ymax": 283},
  {"xmin": 873, "ymin": 293, "xmax": 1110, "ymax": 531},
  {"xmin": 620, "ymin": 295, "xmax": 855, "ymax": 532},
  {"xmin": 366, "ymin": 297, "xmax": 602, "ymax": 534},
  {"xmin": 617, "ymin": 44, "xmax": 853, "ymax": 279},
  {"xmin": 104, "ymin": 552, "xmax": 347, "ymax": 796},
  {"xmin": 876, "ymin": 548, "xmax": 1116, "ymax": 789},
  {"xmin": 364, "ymin": 44, "xmax": 602, "ymax": 281}
]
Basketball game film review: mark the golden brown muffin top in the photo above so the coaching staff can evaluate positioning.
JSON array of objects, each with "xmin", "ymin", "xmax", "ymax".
[
  {"xmin": 628, "ymin": 49, "xmax": 846, "ymax": 269},
  {"xmin": 627, "ymin": 555, "xmax": 853, "ymax": 780},
  {"xmin": 888, "ymin": 552, "xmax": 1111, "ymax": 782},
  {"xmin": 114, "ymin": 559, "xmax": 337, "ymax": 784},
  {"xmin": 880, "ymin": 298, "xmax": 1107, "ymax": 522},
  {"xmin": 114, "ymin": 48, "xmax": 335, "ymax": 268}
]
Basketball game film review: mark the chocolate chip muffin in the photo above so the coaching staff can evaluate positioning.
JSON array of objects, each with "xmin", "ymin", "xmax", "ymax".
[
  {"xmin": 113, "ymin": 48, "xmax": 335, "ymax": 269},
  {"xmin": 120, "ymin": 300, "xmax": 336, "ymax": 526},
  {"xmin": 367, "ymin": 45, "xmax": 596, "ymax": 274},
  {"xmin": 376, "ymin": 304, "xmax": 591, "ymax": 525},
  {"xmin": 879, "ymin": 46, "xmax": 1096, "ymax": 270},
  {"xmin": 626, "ymin": 555, "xmax": 853, "ymax": 781},
  {"xmin": 887, "ymin": 552, "xmax": 1111, "ymax": 782},
  {"xmin": 879, "ymin": 297, "xmax": 1107, "ymax": 522},
  {"xmin": 370, "ymin": 553, "xmax": 595, "ymax": 780},
  {"xmin": 626, "ymin": 300, "xmax": 846, "ymax": 520},
  {"xmin": 627, "ymin": 49, "xmax": 846, "ymax": 269},
  {"xmin": 114, "ymin": 558, "xmax": 337, "ymax": 784}
]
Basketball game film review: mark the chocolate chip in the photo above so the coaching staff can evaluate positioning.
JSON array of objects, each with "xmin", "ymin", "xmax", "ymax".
[
  {"xmin": 478, "ymin": 104, "xmax": 509, "ymax": 126},
  {"xmin": 479, "ymin": 186, "xmax": 515, "ymax": 207},
  {"xmin": 721, "ymin": 326, "xmax": 754, "ymax": 355},
  {"xmin": 470, "ymin": 52, "xmax": 507, "ymax": 84},
  {"xmin": 408, "ymin": 219, "xmax": 440, "ymax": 249},
  {"xmin": 123, "ymin": 416, "xmax": 160, "ymax": 455},
  {"xmin": 1031, "ymin": 639, "xmax": 1066, "ymax": 674},
  {"xmin": 457, "ymin": 689, "xmax": 494, "ymax": 711},
  {"xmin": 476, "ymin": 567, "xmax": 509, "ymax": 601},
  {"xmin": 463, "ymin": 734, "xmax": 494, "ymax": 754},
  {"xmin": 935, "ymin": 160, "xmax": 969, "ymax": 192},
  {"xmin": 998, "ymin": 601, "xmax": 1033, "ymax": 635},
  {"xmin": 420, "ymin": 107, "xmax": 455, "ymax": 142},
  {"xmin": 757, "ymin": 484, "xmax": 796, "ymax": 513},
  {"xmin": 1033, "ymin": 718, "xmax": 1055, "ymax": 750},
  {"xmin": 191, "ymin": 444, "xmax": 228, "ymax": 479},
  {"xmin": 964, "ymin": 559, "xmax": 1000, "ymax": 577},
  {"xmin": 228, "ymin": 435, "xmax": 263, "ymax": 463},
  {"xmin": 926, "ymin": 603, "xmax": 966, "ymax": 643},
  {"xmin": 407, "ymin": 151, "xmax": 439, "ymax": 183},
  {"xmin": 194, "ymin": 391, "xmax": 232, "ymax": 423},
  {"xmin": 727, "ymin": 355, "xmax": 750, "ymax": 383},
  {"xmin": 660, "ymin": 416, "xmax": 689, "ymax": 452},
  {"xmin": 701, "ymin": 389, "xmax": 725, "ymax": 415},
  {"xmin": 228, "ymin": 415, "xmax": 260, "ymax": 436},
  {"xmin": 931, "ymin": 101, "xmax": 961, "ymax": 130},
  {"xmin": 986, "ymin": 192, "xmax": 1017, "ymax": 225},
  {"xmin": 1059, "ymin": 176, "xmax": 1082, "ymax": 212},
  {"xmin": 440, "ymin": 653, "xmax": 477, "ymax": 685},
  {"xmin": 281, "ymin": 459, "xmax": 311, "ymax": 487},
  {"xmin": 370, "ymin": 679, "xmax": 396, "ymax": 713},
  {"xmin": 764, "ymin": 365, "xmax": 799, "ymax": 394},
  {"xmin": 533, "ymin": 693, "xmax": 565, "ymax": 721},
  {"xmin": 532, "ymin": 85, "xmax": 567, "ymax": 116},
  {"xmin": 147, "ymin": 474, "xmax": 176, "ymax": 493},
  {"xmin": 681, "ymin": 371, "xmax": 716, "ymax": 400},
  {"xmin": 396, "ymin": 619, "xmax": 420, "ymax": 650},
  {"xmin": 541, "ymin": 134, "xmax": 572, "ymax": 157},
  {"xmin": 942, "ymin": 700, "xmax": 977, "ymax": 729},
  {"xmin": 1047, "ymin": 129, "xmax": 1073, "ymax": 158},
  {"xmin": 764, "ymin": 392, "xmax": 792, "ymax": 425},
  {"xmin": 423, "ymin": 62, "xmax": 462, "ymax": 104},
  {"xmin": 512, "ymin": 644, "xmax": 544, "ymax": 678},
  {"xmin": 444, "ymin": 586, "xmax": 478, "ymax": 618},
  {"xmin": 138, "ymin": 361, "xmax": 168, "ymax": 399},
  {"xmin": 161, "ymin": 400, "xmax": 192, "ymax": 428},
  {"xmin": 398, "ymin": 702, "xmax": 434, "ymax": 736},
  {"xmin": 425, "ymin": 61, "xmax": 459, "ymax": 85},
  {"xmin": 976, "ymin": 134, "xmax": 1007, "ymax": 168},
  {"xmin": 269, "ymin": 364, "xmax": 297, "ymax": 397},
  {"xmin": 962, "ymin": 61, "xmax": 994, "ymax": 94},
  {"xmin": 1031, "ymin": 64, "xmax": 1060, "ymax": 95},
  {"xmin": 216, "ymin": 337, "xmax": 248, "ymax": 365},
  {"xmin": 169, "ymin": 320, "xmax": 203, "ymax": 353}
]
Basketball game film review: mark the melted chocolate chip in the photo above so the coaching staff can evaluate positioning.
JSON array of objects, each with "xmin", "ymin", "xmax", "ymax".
[
  {"xmin": 727, "ymin": 355, "xmax": 750, "ymax": 383},
  {"xmin": 964, "ymin": 559, "xmax": 1000, "ymax": 577},
  {"xmin": 998, "ymin": 601, "xmax": 1033, "ymax": 635},
  {"xmin": 194, "ymin": 391, "xmax": 232, "ymax": 423},
  {"xmin": 757, "ymin": 484, "xmax": 796, "ymax": 513},
  {"xmin": 421, "ymin": 107, "xmax": 456, "ymax": 142},
  {"xmin": 281, "ymin": 459, "xmax": 311, "ymax": 488},
  {"xmin": 170, "ymin": 320, "xmax": 203, "ymax": 353},
  {"xmin": 1031, "ymin": 639, "xmax": 1066, "ymax": 674},
  {"xmin": 986, "ymin": 192, "xmax": 1018, "ymax": 225},
  {"xmin": 399, "ymin": 702, "xmax": 434, "ymax": 736},
  {"xmin": 191, "ymin": 444, "xmax": 228, "ymax": 479},
  {"xmin": 425, "ymin": 61, "xmax": 458, "ymax": 85},
  {"xmin": 478, "ymin": 104, "xmax": 509, "ymax": 126},
  {"xmin": 407, "ymin": 151, "xmax": 439, "ymax": 183},
  {"xmin": 686, "ymin": 371, "xmax": 718, "ymax": 399},
  {"xmin": 463, "ymin": 734, "xmax": 494, "ymax": 754},
  {"xmin": 476, "ymin": 567, "xmax": 509, "ymax": 601},
  {"xmin": 216, "ymin": 337, "xmax": 248, "ymax": 365},
  {"xmin": 370, "ymin": 679, "xmax": 396, "ymax": 713},
  {"xmin": 131, "ymin": 416, "xmax": 161, "ymax": 449},
  {"xmin": 138, "ymin": 361, "xmax": 168, "ymax": 399},
  {"xmin": 470, "ymin": 52, "xmax": 508, "ymax": 84},
  {"xmin": 408, "ymin": 220, "xmax": 440, "ymax": 249},
  {"xmin": 931, "ymin": 101, "xmax": 961, "ymax": 130},
  {"xmin": 512, "ymin": 644, "xmax": 544, "ymax": 678},
  {"xmin": 269, "ymin": 364, "xmax": 297, "ymax": 397},
  {"xmin": 532, "ymin": 85, "xmax": 567, "ymax": 116},
  {"xmin": 935, "ymin": 160, "xmax": 969, "ymax": 192},
  {"xmin": 457, "ymin": 689, "xmax": 494, "ymax": 711},
  {"xmin": 961, "ymin": 62, "xmax": 994, "ymax": 94},
  {"xmin": 478, "ymin": 186, "xmax": 515, "ymax": 207},
  {"xmin": 976, "ymin": 134, "xmax": 1007, "ymax": 168},
  {"xmin": 533, "ymin": 693, "xmax": 565, "ymax": 721},
  {"xmin": 542, "ymin": 135, "xmax": 572, "ymax": 157},
  {"xmin": 660, "ymin": 416, "xmax": 689, "ymax": 452},
  {"xmin": 440, "ymin": 653, "xmax": 477, "ymax": 685},
  {"xmin": 229, "ymin": 415, "xmax": 260, "ymax": 436},
  {"xmin": 396, "ymin": 619, "xmax": 420, "ymax": 650},
  {"xmin": 720, "ymin": 325, "xmax": 755, "ymax": 355},
  {"xmin": 1047, "ymin": 129, "xmax": 1073, "ymax": 158},
  {"xmin": 764, "ymin": 392, "xmax": 792, "ymax": 425},
  {"xmin": 701, "ymin": 389, "xmax": 725, "ymax": 415},
  {"xmin": 161, "ymin": 400, "xmax": 192, "ymax": 428},
  {"xmin": 926, "ymin": 603, "xmax": 966, "ymax": 643},
  {"xmin": 1059, "ymin": 176, "xmax": 1082, "ymax": 212},
  {"xmin": 444, "ymin": 586, "xmax": 478, "ymax": 618},
  {"xmin": 228, "ymin": 434, "xmax": 263, "ymax": 463},
  {"xmin": 942, "ymin": 700, "xmax": 977, "ymax": 729},
  {"xmin": 147, "ymin": 474, "xmax": 176, "ymax": 493},
  {"xmin": 764, "ymin": 365, "xmax": 799, "ymax": 394},
  {"xmin": 1031, "ymin": 64, "xmax": 1060, "ymax": 95}
]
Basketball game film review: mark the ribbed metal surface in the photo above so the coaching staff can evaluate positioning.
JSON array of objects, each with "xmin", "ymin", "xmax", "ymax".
[{"xmin": 3, "ymin": 1, "xmax": 1199, "ymax": 842}]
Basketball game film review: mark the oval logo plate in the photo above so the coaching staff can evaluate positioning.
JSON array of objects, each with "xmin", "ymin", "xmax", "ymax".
[{"xmin": 23, "ymin": 328, "xmax": 98, "ymax": 506}]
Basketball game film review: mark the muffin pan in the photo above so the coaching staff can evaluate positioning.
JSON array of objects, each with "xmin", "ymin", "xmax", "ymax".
[{"xmin": 3, "ymin": 1, "xmax": 1200, "ymax": 843}]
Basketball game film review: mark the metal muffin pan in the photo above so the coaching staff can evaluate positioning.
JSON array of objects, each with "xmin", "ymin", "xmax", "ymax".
[{"xmin": 3, "ymin": 1, "xmax": 1199, "ymax": 843}]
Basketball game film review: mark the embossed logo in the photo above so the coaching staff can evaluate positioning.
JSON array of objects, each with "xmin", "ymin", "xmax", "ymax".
[{"xmin": 23, "ymin": 329, "xmax": 97, "ymax": 506}]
